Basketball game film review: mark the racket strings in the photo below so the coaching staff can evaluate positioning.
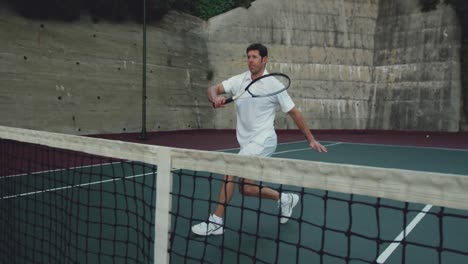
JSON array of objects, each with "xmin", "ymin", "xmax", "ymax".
[{"xmin": 248, "ymin": 75, "xmax": 290, "ymax": 97}]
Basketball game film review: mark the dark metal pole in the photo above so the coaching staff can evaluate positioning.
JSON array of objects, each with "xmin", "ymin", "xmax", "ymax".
[{"xmin": 140, "ymin": 0, "xmax": 148, "ymax": 140}]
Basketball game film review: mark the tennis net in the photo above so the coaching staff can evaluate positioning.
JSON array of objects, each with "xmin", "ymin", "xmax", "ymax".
[{"xmin": 1, "ymin": 125, "xmax": 468, "ymax": 264}]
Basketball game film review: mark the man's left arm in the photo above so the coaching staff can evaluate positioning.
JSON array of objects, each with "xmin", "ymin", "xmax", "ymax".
[{"xmin": 288, "ymin": 107, "xmax": 327, "ymax": 153}]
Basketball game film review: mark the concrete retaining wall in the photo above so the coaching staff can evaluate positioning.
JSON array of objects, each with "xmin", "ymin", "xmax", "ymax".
[{"xmin": 0, "ymin": 0, "xmax": 463, "ymax": 134}]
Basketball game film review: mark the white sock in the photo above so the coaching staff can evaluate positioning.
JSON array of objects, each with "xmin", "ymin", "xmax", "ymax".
[
  {"xmin": 210, "ymin": 214, "xmax": 223, "ymax": 224},
  {"xmin": 280, "ymin": 193, "xmax": 290, "ymax": 204}
]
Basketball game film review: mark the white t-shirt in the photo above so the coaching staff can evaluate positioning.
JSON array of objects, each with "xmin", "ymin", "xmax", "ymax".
[{"xmin": 222, "ymin": 71, "xmax": 295, "ymax": 148}]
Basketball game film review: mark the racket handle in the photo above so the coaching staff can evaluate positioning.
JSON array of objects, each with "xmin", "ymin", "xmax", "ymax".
[
  {"xmin": 212, "ymin": 97, "xmax": 233, "ymax": 107},
  {"xmin": 225, "ymin": 97, "xmax": 234, "ymax": 104}
]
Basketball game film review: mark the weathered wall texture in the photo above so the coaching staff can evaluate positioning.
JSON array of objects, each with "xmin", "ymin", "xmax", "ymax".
[
  {"xmin": 206, "ymin": 0, "xmax": 378, "ymax": 130},
  {"xmin": 373, "ymin": 0, "xmax": 461, "ymax": 130},
  {"xmin": 0, "ymin": 9, "xmax": 211, "ymax": 134},
  {"xmin": 0, "ymin": 0, "xmax": 464, "ymax": 134},
  {"xmin": 206, "ymin": 0, "xmax": 462, "ymax": 131}
]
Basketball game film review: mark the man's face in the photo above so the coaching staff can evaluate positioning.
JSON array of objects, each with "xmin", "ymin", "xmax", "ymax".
[{"xmin": 247, "ymin": 50, "xmax": 267, "ymax": 75}]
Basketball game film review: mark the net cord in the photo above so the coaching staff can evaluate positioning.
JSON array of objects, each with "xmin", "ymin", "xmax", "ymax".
[{"xmin": 1, "ymin": 125, "xmax": 468, "ymax": 210}]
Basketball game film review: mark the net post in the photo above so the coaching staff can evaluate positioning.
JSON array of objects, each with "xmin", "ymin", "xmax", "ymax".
[{"xmin": 154, "ymin": 148, "xmax": 173, "ymax": 264}]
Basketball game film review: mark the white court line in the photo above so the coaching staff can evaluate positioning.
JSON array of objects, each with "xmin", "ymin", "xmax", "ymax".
[
  {"xmin": 333, "ymin": 141, "xmax": 468, "ymax": 152},
  {"xmin": 376, "ymin": 204, "xmax": 433, "ymax": 263},
  {"xmin": 0, "ymin": 172, "xmax": 155, "ymax": 200},
  {"xmin": 219, "ymin": 141, "xmax": 342, "ymax": 153},
  {"xmin": 266, "ymin": 141, "xmax": 437, "ymax": 263},
  {"xmin": 1, "ymin": 141, "xmax": 341, "ymax": 200},
  {"xmin": 1, "ymin": 161, "xmax": 120, "ymax": 180},
  {"xmin": 273, "ymin": 142, "xmax": 343, "ymax": 155},
  {"xmin": 217, "ymin": 139, "xmax": 327, "ymax": 152}
]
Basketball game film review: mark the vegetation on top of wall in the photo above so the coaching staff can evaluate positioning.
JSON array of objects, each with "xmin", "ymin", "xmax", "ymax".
[
  {"xmin": 193, "ymin": 0, "xmax": 252, "ymax": 20},
  {"xmin": 0, "ymin": 0, "xmax": 254, "ymax": 22},
  {"xmin": 420, "ymin": 0, "xmax": 468, "ymax": 27}
]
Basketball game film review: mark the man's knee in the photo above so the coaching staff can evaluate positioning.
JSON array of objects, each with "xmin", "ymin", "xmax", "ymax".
[{"xmin": 239, "ymin": 182, "xmax": 258, "ymax": 196}]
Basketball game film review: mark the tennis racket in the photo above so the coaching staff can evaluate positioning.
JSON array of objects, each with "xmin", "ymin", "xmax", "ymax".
[{"xmin": 225, "ymin": 73, "xmax": 291, "ymax": 104}]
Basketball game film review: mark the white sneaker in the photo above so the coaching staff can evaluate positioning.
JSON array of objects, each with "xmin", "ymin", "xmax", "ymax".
[
  {"xmin": 279, "ymin": 193, "xmax": 299, "ymax": 224},
  {"xmin": 191, "ymin": 215, "xmax": 224, "ymax": 236}
]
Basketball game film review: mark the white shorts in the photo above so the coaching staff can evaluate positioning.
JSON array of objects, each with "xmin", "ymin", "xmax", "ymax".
[{"xmin": 238, "ymin": 138, "xmax": 276, "ymax": 157}]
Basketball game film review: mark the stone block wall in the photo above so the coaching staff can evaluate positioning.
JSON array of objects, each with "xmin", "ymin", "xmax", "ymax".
[{"xmin": 0, "ymin": 0, "xmax": 463, "ymax": 133}]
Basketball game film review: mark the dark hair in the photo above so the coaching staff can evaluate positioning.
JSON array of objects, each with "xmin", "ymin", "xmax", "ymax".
[{"xmin": 246, "ymin": 43, "xmax": 268, "ymax": 57}]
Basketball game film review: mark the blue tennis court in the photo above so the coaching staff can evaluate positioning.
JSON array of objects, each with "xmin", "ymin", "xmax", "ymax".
[
  {"xmin": 170, "ymin": 140, "xmax": 468, "ymax": 264},
  {"xmin": 2, "ymin": 135, "xmax": 468, "ymax": 264}
]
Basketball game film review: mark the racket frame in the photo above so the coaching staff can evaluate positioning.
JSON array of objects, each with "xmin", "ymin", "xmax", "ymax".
[{"xmin": 225, "ymin": 73, "xmax": 291, "ymax": 104}]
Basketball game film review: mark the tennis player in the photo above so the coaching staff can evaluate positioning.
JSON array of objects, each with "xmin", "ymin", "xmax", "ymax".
[{"xmin": 192, "ymin": 43, "xmax": 327, "ymax": 236}]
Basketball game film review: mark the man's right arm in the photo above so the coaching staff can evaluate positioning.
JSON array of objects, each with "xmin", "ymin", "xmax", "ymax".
[
  {"xmin": 208, "ymin": 83, "xmax": 226, "ymax": 108},
  {"xmin": 288, "ymin": 106, "xmax": 327, "ymax": 153}
]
